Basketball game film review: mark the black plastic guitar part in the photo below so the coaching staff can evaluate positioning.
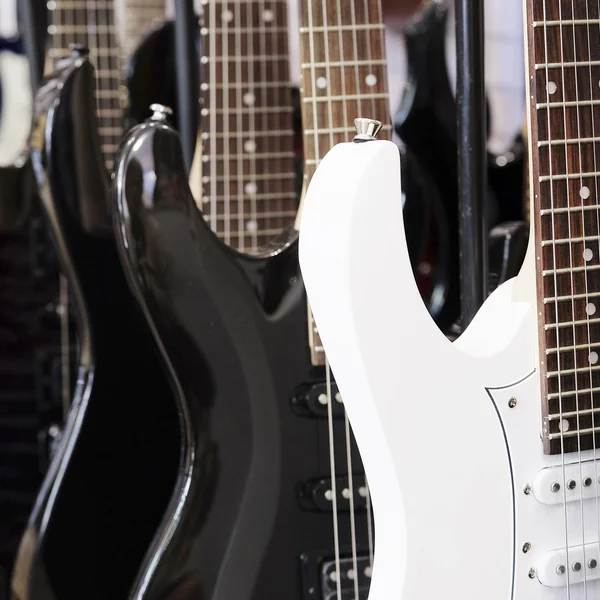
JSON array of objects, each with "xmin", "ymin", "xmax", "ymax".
[{"xmin": 112, "ymin": 108, "xmax": 370, "ymax": 600}]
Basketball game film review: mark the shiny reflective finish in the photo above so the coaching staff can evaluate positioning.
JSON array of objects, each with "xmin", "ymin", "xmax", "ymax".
[
  {"xmin": 11, "ymin": 55, "xmax": 179, "ymax": 600},
  {"xmin": 353, "ymin": 118, "xmax": 384, "ymax": 142},
  {"xmin": 113, "ymin": 117, "xmax": 369, "ymax": 600}
]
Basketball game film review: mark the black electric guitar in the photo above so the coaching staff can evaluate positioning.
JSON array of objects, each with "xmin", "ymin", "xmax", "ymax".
[
  {"xmin": 10, "ymin": 46, "xmax": 180, "ymax": 600},
  {"xmin": 110, "ymin": 1, "xmax": 410, "ymax": 599}
]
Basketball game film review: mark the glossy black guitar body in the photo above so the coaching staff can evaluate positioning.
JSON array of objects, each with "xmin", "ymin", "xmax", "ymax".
[
  {"xmin": 396, "ymin": 0, "xmax": 526, "ymax": 330},
  {"xmin": 113, "ymin": 113, "xmax": 371, "ymax": 599},
  {"xmin": 10, "ymin": 52, "xmax": 180, "ymax": 600}
]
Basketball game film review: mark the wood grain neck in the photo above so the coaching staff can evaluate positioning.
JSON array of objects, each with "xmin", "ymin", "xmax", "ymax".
[
  {"xmin": 299, "ymin": 0, "xmax": 391, "ymax": 366},
  {"xmin": 198, "ymin": 0, "xmax": 297, "ymax": 253},
  {"xmin": 47, "ymin": 0, "xmax": 123, "ymax": 170},
  {"xmin": 525, "ymin": 0, "xmax": 600, "ymax": 454},
  {"xmin": 299, "ymin": 0, "xmax": 391, "ymax": 184}
]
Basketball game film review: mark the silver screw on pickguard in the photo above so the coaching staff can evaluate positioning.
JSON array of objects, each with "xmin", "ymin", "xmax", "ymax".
[
  {"xmin": 150, "ymin": 104, "xmax": 173, "ymax": 122},
  {"xmin": 353, "ymin": 118, "xmax": 383, "ymax": 142}
]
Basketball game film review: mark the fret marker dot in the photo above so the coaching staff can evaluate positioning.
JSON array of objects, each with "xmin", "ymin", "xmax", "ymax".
[
  {"xmin": 245, "ymin": 182, "xmax": 257, "ymax": 195},
  {"xmin": 47, "ymin": 25, "xmax": 57, "ymax": 34},
  {"xmin": 244, "ymin": 140, "xmax": 256, "ymax": 153},
  {"xmin": 548, "ymin": 81, "xmax": 557, "ymax": 95},
  {"xmin": 202, "ymin": 155, "xmax": 209, "ymax": 163},
  {"xmin": 263, "ymin": 9, "xmax": 274, "ymax": 22},
  {"xmin": 243, "ymin": 92, "xmax": 255, "ymax": 106},
  {"xmin": 200, "ymin": 27, "xmax": 208, "ymax": 35},
  {"xmin": 580, "ymin": 186, "xmax": 591, "ymax": 200},
  {"xmin": 583, "ymin": 248, "xmax": 593, "ymax": 261},
  {"xmin": 246, "ymin": 220, "xmax": 258, "ymax": 232},
  {"xmin": 47, "ymin": 1, "xmax": 56, "ymax": 9},
  {"xmin": 316, "ymin": 76, "xmax": 328, "ymax": 89},
  {"xmin": 222, "ymin": 9, "xmax": 234, "ymax": 22},
  {"xmin": 558, "ymin": 419, "xmax": 570, "ymax": 432},
  {"xmin": 365, "ymin": 73, "xmax": 377, "ymax": 87},
  {"xmin": 200, "ymin": 56, "xmax": 208, "ymax": 64},
  {"xmin": 589, "ymin": 351, "xmax": 599, "ymax": 365},
  {"xmin": 586, "ymin": 302, "xmax": 596, "ymax": 316},
  {"xmin": 200, "ymin": 83, "xmax": 209, "ymax": 91}
]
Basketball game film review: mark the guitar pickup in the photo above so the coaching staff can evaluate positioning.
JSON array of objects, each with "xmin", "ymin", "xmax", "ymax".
[
  {"xmin": 298, "ymin": 475, "xmax": 368, "ymax": 512},
  {"xmin": 322, "ymin": 555, "xmax": 372, "ymax": 600},
  {"xmin": 537, "ymin": 542, "xmax": 600, "ymax": 587},
  {"xmin": 291, "ymin": 382, "xmax": 345, "ymax": 419},
  {"xmin": 532, "ymin": 460, "xmax": 600, "ymax": 505}
]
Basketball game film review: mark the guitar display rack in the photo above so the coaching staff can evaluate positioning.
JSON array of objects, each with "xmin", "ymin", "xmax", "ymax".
[{"xmin": 455, "ymin": 0, "xmax": 488, "ymax": 327}]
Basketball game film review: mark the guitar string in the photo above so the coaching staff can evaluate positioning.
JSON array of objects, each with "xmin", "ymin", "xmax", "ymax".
[
  {"xmin": 587, "ymin": 0, "xmax": 600, "ymax": 571},
  {"xmin": 331, "ymin": 0, "xmax": 361, "ymax": 596},
  {"xmin": 222, "ymin": 1, "xmax": 231, "ymax": 247},
  {"xmin": 541, "ymin": 0, "xmax": 571, "ymax": 595},
  {"xmin": 556, "ymin": 0, "xmax": 581, "ymax": 594},
  {"xmin": 316, "ymin": 0, "xmax": 360, "ymax": 596},
  {"xmin": 567, "ymin": 0, "xmax": 590, "ymax": 593},
  {"xmin": 245, "ymin": 0, "xmax": 258, "ymax": 254},
  {"xmin": 234, "ymin": 0, "xmax": 243, "ymax": 251},
  {"xmin": 208, "ymin": 0, "xmax": 217, "ymax": 251},
  {"xmin": 362, "ymin": 0, "xmax": 375, "ymax": 124},
  {"xmin": 258, "ymin": 0, "xmax": 269, "ymax": 243},
  {"xmin": 307, "ymin": 0, "xmax": 342, "ymax": 600}
]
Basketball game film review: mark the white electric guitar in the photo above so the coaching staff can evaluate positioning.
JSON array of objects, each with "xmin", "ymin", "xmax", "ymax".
[{"xmin": 299, "ymin": 0, "xmax": 600, "ymax": 598}]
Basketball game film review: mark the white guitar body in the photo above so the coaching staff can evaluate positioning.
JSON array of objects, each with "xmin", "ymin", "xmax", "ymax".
[
  {"xmin": 0, "ymin": 49, "xmax": 31, "ymax": 167},
  {"xmin": 299, "ymin": 139, "xmax": 600, "ymax": 599}
]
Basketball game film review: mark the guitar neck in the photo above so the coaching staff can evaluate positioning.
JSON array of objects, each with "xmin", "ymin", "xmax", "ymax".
[
  {"xmin": 299, "ymin": 0, "xmax": 391, "ymax": 366},
  {"xmin": 299, "ymin": 0, "xmax": 391, "ymax": 184},
  {"xmin": 198, "ymin": 0, "xmax": 297, "ymax": 253},
  {"xmin": 525, "ymin": 0, "xmax": 600, "ymax": 454},
  {"xmin": 120, "ymin": 0, "xmax": 166, "ymax": 63},
  {"xmin": 47, "ymin": 0, "xmax": 123, "ymax": 170}
]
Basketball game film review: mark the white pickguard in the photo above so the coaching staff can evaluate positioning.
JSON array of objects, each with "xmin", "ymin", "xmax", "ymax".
[
  {"xmin": 0, "ymin": 50, "xmax": 32, "ymax": 167},
  {"xmin": 298, "ymin": 139, "xmax": 600, "ymax": 599}
]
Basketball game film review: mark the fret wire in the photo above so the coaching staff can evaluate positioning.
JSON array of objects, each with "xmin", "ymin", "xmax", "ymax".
[
  {"xmin": 548, "ymin": 365, "xmax": 600, "ymax": 378},
  {"xmin": 299, "ymin": 24, "xmax": 385, "ymax": 33},
  {"xmin": 547, "ymin": 340, "xmax": 600, "ymax": 353},
  {"xmin": 545, "ymin": 317, "xmax": 600, "ymax": 331},
  {"xmin": 549, "ymin": 406, "xmax": 600, "ymax": 420},
  {"xmin": 533, "ymin": 19, "xmax": 600, "ymax": 27},
  {"xmin": 302, "ymin": 93, "xmax": 389, "ymax": 103},
  {"xmin": 539, "ymin": 137, "xmax": 600, "ymax": 146},
  {"xmin": 548, "ymin": 427, "xmax": 600, "ymax": 440},
  {"xmin": 535, "ymin": 60, "xmax": 600, "ymax": 69}
]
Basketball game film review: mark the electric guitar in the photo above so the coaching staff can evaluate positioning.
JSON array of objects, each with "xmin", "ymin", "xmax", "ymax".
[
  {"xmin": 111, "ymin": 1, "xmax": 410, "ymax": 598},
  {"xmin": 299, "ymin": 1, "xmax": 600, "ymax": 599},
  {"xmin": 10, "ymin": 15, "xmax": 181, "ymax": 600}
]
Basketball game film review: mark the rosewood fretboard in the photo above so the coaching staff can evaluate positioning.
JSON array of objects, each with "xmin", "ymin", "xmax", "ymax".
[
  {"xmin": 198, "ymin": 0, "xmax": 297, "ymax": 253},
  {"xmin": 47, "ymin": 0, "xmax": 124, "ymax": 170},
  {"xmin": 527, "ymin": 0, "xmax": 600, "ymax": 454},
  {"xmin": 299, "ymin": 0, "xmax": 392, "ymax": 366}
]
